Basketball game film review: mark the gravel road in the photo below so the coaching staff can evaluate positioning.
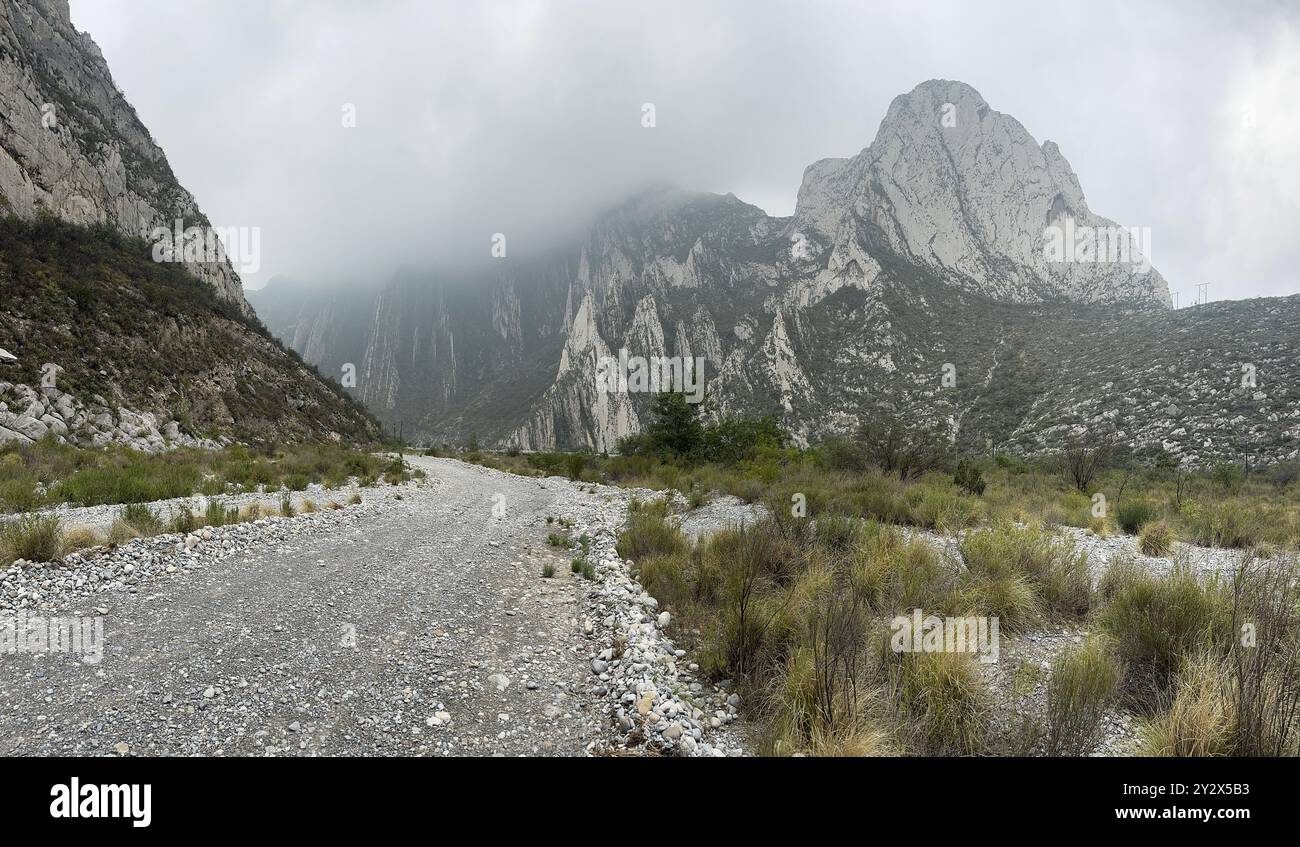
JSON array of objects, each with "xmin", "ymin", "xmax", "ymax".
[{"xmin": 0, "ymin": 456, "xmax": 662, "ymax": 756}]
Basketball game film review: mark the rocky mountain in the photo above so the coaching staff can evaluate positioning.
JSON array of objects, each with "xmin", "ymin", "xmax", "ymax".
[
  {"xmin": 0, "ymin": 0, "xmax": 381, "ymax": 447},
  {"xmin": 0, "ymin": 0, "xmax": 243, "ymax": 306},
  {"xmin": 253, "ymin": 80, "xmax": 1300, "ymax": 466}
]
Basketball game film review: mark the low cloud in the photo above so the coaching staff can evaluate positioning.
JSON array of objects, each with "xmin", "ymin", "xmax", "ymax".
[{"xmin": 70, "ymin": 0, "xmax": 1300, "ymax": 301}]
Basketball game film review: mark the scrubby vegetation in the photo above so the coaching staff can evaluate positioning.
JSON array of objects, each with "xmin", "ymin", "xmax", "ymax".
[
  {"xmin": 462, "ymin": 397, "xmax": 1300, "ymax": 555},
  {"xmin": 0, "ymin": 513, "xmax": 64, "ymax": 563},
  {"xmin": 0, "ymin": 214, "xmax": 379, "ymax": 444},
  {"xmin": 453, "ymin": 396, "xmax": 1300, "ymax": 756},
  {"xmin": 0, "ymin": 489, "xmax": 376, "ymax": 566},
  {"xmin": 1045, "ymin": 638, "xmax": 1124, "ymax": 756},
  {"xmin": 615, "ymin": 505, "xmax": 1099, "ymax": 755},
  {"xmin": 0, "ymin": 440, "xmax": 412, "ymax": 513},
  {"xmin": 0, "ymin": 441, "xmax": 413, "ymax": 565}
]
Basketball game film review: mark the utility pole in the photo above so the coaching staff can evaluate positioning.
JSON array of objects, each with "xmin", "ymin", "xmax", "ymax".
[{"xmin": 1195, "ymin": 282, "xmax": 1209, "ymax": 305}]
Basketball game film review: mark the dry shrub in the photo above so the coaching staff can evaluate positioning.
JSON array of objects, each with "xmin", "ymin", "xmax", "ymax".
[
  {"xmin": 1045, "ymin": 637, "xmax": 1124, "ymax": 756},
  {"xmin": 1139, "ymin": 652, "xmax": 1235, "ymax": 757},
  {"xmin": 892, "ymin": 650, "xmax": 989, "ymax": 755}
]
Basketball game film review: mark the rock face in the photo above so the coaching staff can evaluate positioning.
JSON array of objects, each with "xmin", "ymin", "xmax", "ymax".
[
  {"xmin": 0, "ymin": 377, "xmax": 222, "ymax": 451},
  {"xmin": 0, "ymin": 2, "xmax": 381, "ymax": 447},
  {"xmin": 794, "ymin": 80, "xmax": 1170, "ymax": 307},
  {"xmin": 252, "ymin": 80, "xmax": 1298, "ymax": 465},
  {"xmin": 0, "ymin": 0, "xmax": 245, "ymax": 309}
]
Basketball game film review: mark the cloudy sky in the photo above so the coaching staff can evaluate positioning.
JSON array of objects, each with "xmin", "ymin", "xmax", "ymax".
[{"xmin": 70, "ymin": 0, "xmax": 1300, "ymax": 302}]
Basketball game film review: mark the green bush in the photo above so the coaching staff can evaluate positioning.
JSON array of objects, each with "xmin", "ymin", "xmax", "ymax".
[
  {"xmin": 118, "ymin": 503, "xmax": 163, "ymax": 536},
  {"xmin": 1210, "ymin": 461, "xmax": 1245, "ymax": 493},
  {"xmin": 1097, "ymin": 559, "xmax": 1232, "ymax": 691},
  {"xmin": 954, "ymin": 458, "xmax": 986, "ymax": 496},
  {"xmin": 1183, "ymin": 500, "xmax": 1257, "ymax": 549},
  {"xmin": 906, "ymin": 484, "xmax": 981, "ymax": 533},
  {"xmin": 1116, "ymin": 500, "xmax": 1155, "ymax": 534},
  {"xmin": 0, "ymin": 476, "xmax": 42, "ymax": 512},
  {"xmin": 55, "ymin": 461, "xmax": 200, "ymax": 506},
  {"xmin": 615, "ymin": 506, "xmax": 688, "ymax": 561},
  {"xmin": 816, "ymin": 437, "xmax": 868, "ymax": 472},
  {"xmin": 565, "ymin": 453, "xmax": 586, "ymax": 481},
  {"xmin": 1, "ymin": 514, "xmax": 64, "ymax": 564},
  {"xmin": 204, "ymin": 499, "xmax": 234, "ymax": 527},
  {"xmin": 170, "ymin": 508, "xmax": 198, "ymax": 534},
  {"xmin": 815, "ymin": 512, "xmax": 861, "ymax": 552}
]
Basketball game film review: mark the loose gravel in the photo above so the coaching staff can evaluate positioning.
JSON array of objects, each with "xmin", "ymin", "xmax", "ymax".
[{"xmin": 0, "ymin": 457, "xmax": 745, "ymax": 757}]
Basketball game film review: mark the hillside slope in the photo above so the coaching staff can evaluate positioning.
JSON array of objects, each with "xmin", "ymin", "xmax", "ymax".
[
  {"xmin": 0, "ymin": 0, "xmax": 380, "ymax": 447},
  {"xmin": 0, "ymin": 0, "xmax": 242, "ymax": 305},
  {"xmin": 0, "ymin": 216, "xmax": 381, "ymax": 446}
]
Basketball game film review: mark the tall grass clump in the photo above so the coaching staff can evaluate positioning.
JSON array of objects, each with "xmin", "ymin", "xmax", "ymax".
[
  {"xmin": 1183, "ymin": 500, "xmax": 1257, "ymax": 549},
  {"xmin": 118, "ymin": 503, "xmax": 163, "ymax": 536},
  {"xmin": 1138, "ymin": 652, "xmax": 1235, "ymax": 757},
  {"xmin": 849, "ymin": 525, "xmax": 956, "ymax": 616},
  {"xmin": 0, "ymin": 514, "xmax": 64, "ymax": 564},
  {"xmin": 615, "ymin": 500, "xmax": 687, "ymax": 561},
  {"xmin": 1045, "ymin": 638, "xmax": 1124, "ymax": 756},
  {"xmin": 957, "ymin": 523, "xmax": 1093, "ymax": 626},
  {"xmin": 1097, "ymin": 557, "xmax": 1232, "ymax": 697},
  {"xmin": 1116, "ymin": 500, "xmax": 1155, "ymax": 534},
  {"xmin": 1225, "ymin": 557, "xmax": 1300, "ymax": 756},
  {"xmin": 891, "ymin": 650, "xmax": 989, "ymax": 755},
  {"xmin": 905, "ymin": 481, "xmax": 982, "ymax": 533},
  {"xmin": 1138, "ymin": 520, "xmax": 1174, "ymax": 556},
  {"xmin": 54, "ymin": 460, "xmax": 201, "ymax": 506}
]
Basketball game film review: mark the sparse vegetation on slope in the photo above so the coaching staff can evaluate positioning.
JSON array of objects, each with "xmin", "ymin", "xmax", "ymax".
[{"xmin": 0, "ymin": 215, "xmax": 380, "ymax": 446}]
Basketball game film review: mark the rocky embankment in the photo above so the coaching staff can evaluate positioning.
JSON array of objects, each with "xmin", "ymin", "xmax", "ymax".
[{"xmin": 0, "ymin": 376, "xmax": 222, "ymax": 450}]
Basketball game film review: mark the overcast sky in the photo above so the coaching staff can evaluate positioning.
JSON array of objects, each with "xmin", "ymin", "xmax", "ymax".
[{"xmin": 69, "ymin": 0, "xmax": 1300, "ymax": 302}]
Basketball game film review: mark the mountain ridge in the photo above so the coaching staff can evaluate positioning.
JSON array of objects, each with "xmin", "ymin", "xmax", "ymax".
[{"xmin": 252, "ymin": 79, "xmax": 1298, "ymax": 465}]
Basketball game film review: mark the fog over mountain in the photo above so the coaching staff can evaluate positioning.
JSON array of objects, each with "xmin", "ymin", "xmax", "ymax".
[{"xmin": 70, "ymin": 0, "xmax": 1300, "ymax": 301}]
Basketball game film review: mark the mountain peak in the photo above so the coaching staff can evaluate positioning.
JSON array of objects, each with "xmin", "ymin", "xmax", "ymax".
[{"xmin": 794, "ymin": 79, "xmax": 1169, "ymax": 308}]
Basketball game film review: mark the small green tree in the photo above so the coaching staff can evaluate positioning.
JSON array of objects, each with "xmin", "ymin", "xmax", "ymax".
[
  {"xmin": 858, "ymin": 413, "xmax": 945, "ymax": 479},
  {"xmin": 642, "ymin": 392, "xmax": 704, "ymax": 459},
  {"xmin": 954, "ymin": 457, "xmax": 986, "ymax": 495}
]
